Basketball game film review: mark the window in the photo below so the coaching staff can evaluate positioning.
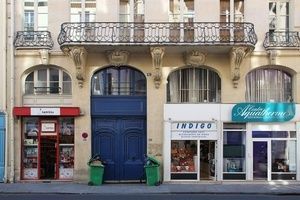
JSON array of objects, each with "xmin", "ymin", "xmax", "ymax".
[
  {"xmin": 220, "ymin": 0, "xmax": 244, "ymax": 22},
  {"xmin": 269, "ymin": 0, "xmax": 289, "ymax": 32},
  {"xmin": 245, "ymin": 68, "xmax": 292, "ymax": 102},
  {"xmin": 24, "ymin": 67, "xmax": 72, "ymax": 95},
  {"xmin": 23, "ymin": 0, "xmax": 48, "ymax": 31},
  {"xmin": 223, "ymin": 123, "xmax": 246, "ymax": 180},
  {"xmin": 70, "ymin": 0, "xmax": 96, "ymax": 22},
  {"xmin": 167, "ymin": 67, "xmax": 221, "ymax": 103},
  {"xmin": 91, "ymin": 66, "xmax": 146, "ymax": 96},
  {"xmin": 169, "ymin": 0, "xmax": 194, "ymax": 22}
]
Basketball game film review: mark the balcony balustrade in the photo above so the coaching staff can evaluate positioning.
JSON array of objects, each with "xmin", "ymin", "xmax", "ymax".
[
  {"xmin": 263, "ymin": 31, "xmax": 300, "ymax": 49},
  {"xmin": 14, "ymin": 31, "xmax": 54, "ymax": 49},
  {"xmin": 57, "ymin": 22, "xmax": 257, "ymax": 50}
]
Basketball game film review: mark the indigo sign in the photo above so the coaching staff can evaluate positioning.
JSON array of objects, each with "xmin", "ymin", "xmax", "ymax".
[{"xmin": 232, "ymin": 103, "xmax": 295, "ymax": 122}]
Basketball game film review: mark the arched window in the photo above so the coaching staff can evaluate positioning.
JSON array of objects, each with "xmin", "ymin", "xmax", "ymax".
[
  {"xmin": 246, "ymin": 68, "xmax": 292, "ymax": 102},
  {"xmin": 167, "ymin": 67, "xmax": 221, "ymax": 103},
  {"xmin": 24, "ymin": 67, "xmax": 72, "ymax": 95},
  {"xmin": 91, "ymin": 66, "xmax": 146, "ymax": 96}
]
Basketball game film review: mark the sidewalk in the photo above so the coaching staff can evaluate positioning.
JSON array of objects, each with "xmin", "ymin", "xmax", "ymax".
[{"xmin": 1, "ymin": 182, "xmax": 300, "ymax": 195}]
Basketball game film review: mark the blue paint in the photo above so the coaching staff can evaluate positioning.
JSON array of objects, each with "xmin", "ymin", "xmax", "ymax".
[
  {"xmin": 232, "ymin": 103, "xmax": 295, "ymax": 122},
  {"xmin": 0, "ymin": 113, "xmax": 5, "ymax": 182}
]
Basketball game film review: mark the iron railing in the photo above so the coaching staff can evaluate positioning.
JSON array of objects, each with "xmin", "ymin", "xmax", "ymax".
[
  {"xmin": 14, "ymin": 31, "xmax": 54, "ymax": 49},
  {"xmin": 58, "ymin": 22, "xmax": 257, "ymax": 47},
  {"xmin": 263, "ymin": 31, "xmax": 300, "ymax": 49}
]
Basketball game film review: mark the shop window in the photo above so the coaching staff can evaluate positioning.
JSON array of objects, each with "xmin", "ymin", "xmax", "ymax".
[
  {"xmin": 171, "ymin": 140, "xmax": 198, "ymax": 180},
  {"xmin": 245, "ymin": 68, "xmax": 293, "ymax": 102},
  {"xmin": 59, "ymin": 118, "xmax": 74, "ymax": 179},
  {"xmin": 91, "ymin": 66, "xmax": 146, "ymax": 96},
  {"xmin": 271, "ymin": 140, "xmax": 296, "ymax": 180},
  {"xmin": 24, "ymin": 67, "xmax": 72, "ymax": 95},
  {"xmin": 167, "ymin": 67, "xmax": 221, "ymax": 103},
  {"xmin": 22, "ymin": 117, "xmax": 39, "ymax": 179},
  {"xmin": 223, "ymin": 123, "xmax": 246, "ymax": 180}
]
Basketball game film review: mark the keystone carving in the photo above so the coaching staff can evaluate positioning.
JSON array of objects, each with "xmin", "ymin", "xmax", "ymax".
[
  {"xmin": 150, "ymin": 47, "xmax": 165, "ymax": 89},
  {"xmin": 106, "ymin": 50, "xmax": 130, "ymax": 66},
  {"xmin": 230, "ymin": 47, "xmax": 251, "ymax": 88},
  {"xmin": 184, "ymin": 50, "xmax": 206, "ymax": 66},
  {"xmin": 65, "ymin": 46, "xmax": 87, "ymax": 88},
  {"xmin": 268, "ymin": 50, "xmax": 278, "ymax": 65},
  {"xmin": 39, "ymin": 49, "xmax": 49, "ymax": 65}
]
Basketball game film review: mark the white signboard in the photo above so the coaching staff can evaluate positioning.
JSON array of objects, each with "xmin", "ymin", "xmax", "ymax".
[
  {"xmin": 171, "ymin": 122, "xmax": 218, "ymax": 140},
  {"xmin": 31, "ymin": 108, "xmax": 60, "ymax": 116}
]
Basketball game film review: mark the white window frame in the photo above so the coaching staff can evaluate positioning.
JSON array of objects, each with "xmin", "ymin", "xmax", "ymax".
[
  {"xmin": 23, "ymin": 0, "xmax": 48, "ymax": 31},
  {"xmin": 24, "ymin": 68, "xmax": 72, "ymax": 95},
  {"xmin": 70, "ymin": 0, "xmax": 96, "ymax": 22},
  {"xmin": 269, "ymin": 0, "xmax": 290, "ymax": 32}
]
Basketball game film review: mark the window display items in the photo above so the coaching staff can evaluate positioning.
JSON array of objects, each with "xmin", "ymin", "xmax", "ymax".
[{"xmin": 171, "ymin": 140, "xmax": 197, "ymax": 173}]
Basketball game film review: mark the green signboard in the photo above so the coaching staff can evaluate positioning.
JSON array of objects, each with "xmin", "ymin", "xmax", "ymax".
[{"xmin": 232, "ymin": 103, "xmax": 295, "ymax": 122}]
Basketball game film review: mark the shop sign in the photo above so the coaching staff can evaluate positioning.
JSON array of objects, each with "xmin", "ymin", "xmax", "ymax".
[
  {"xmin": 171, "ymin": 122, "xmax": 218, "ymax": 140},
  {"xmin": 31, "ymin": 108, "xmax": 60, "ymax": 116},
  {"xmin": 232, "ymin": 103, "xmax": 295, "ymax": 122}
]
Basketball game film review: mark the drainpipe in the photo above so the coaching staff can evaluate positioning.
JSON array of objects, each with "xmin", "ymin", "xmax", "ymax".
[
  {"xmin": 1, "ymin": 0, "xmax": 8, "ymax": 183},
  {"xmin": 9, "ymin": 0, "xmax": 15, "ymax": 183}
]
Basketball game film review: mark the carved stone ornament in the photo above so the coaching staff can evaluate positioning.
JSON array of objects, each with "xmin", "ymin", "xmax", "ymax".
[
  {"xmin": 150, "ymin": 47, "xmax": 165, "ymax": 89},
  {"xmin": 65, "ymin": 46, "xmax": 87, "ymax": 88},
  {"xmin": 185, "ymin": 50, "xmax": 206, "ymax": 66},
  {"xmin": 39, "ymin": 49, "xmax": 49, "ymax": 65},
  {"xmin": 268, "ymin": 50, "xmax": 278, "ymax": 65},
  {"xmin": 107, "ymin": 50, "xmax": 129, "ymax": 66},
  {"xmin": 230, "ymin": 47, "xmax": 251, "ymax": 88}
]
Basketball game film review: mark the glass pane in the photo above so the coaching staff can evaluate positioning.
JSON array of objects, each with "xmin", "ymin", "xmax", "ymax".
[
  {"xmin": 252, "ymin": 131, "xmax": 294, "ymax": 138},
  {"xmin": 49, "ymin": 68, "xmax": 59, "ymax": 94},
  {"xmin": 253, "ymin": 141, "xmax": 268, "ymax": 180},
  {"xmin": 119, "ymin": 68, "xmax": 131, "ymax": 95},
  {"xmin": 106, "ymin": 68, "xmax": 119, "ymax": 95},
  {"xmin": 234, "ymin": 0, "xmax": 244, "ymax": 22},
  {"xmin": 59, "ymin": 118, "xmax": 74, "ymax": 144},
  {"xmin": 200, "ymin": 140, "xmax": 215, "ymax": 180},
  {"xmin": 272, "ymin": 140, "xmax": 296, "ymax": 173},
  {"xmin": 171, "ymin": 140, "xmax": 197, "ymax": 173},
  {"xmin": 134, "ymin": 71, "xmax": 146, "ymax": 95}
]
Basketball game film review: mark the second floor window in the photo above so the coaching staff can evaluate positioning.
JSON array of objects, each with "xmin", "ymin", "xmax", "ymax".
[
  {"xmin": 70, "ymin": 0, "xmax": 96, "ymax": 22},
  {"xmin": 220, "ymin": 0, "xmax": 244, "ymax": 23},
  {"xmin": 167, "ymin": 67, "xmax": 221, "ymax": 103},
  {"xmin": 169, "ymin": 0, "xmax": 194, "ymax": 23},
  {"xmin": 245, "ymin": 68, "xmax": 293, "ymax": 102},
  {"xmin": 269, "ymin": 0, "xmax": 289, "ymax": 32},
  {"xmin": 25, "ymin": 67, "xmax": 72, "ymax": 95},
  {"xmin": 24, "ymin": 0, "xmax": 48, "ymax": 31},
  {"xmin": 119, "ymin": 0, "xmax": 145, "ymax": 22}
]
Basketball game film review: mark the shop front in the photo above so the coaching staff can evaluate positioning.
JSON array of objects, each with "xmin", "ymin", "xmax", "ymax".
[
  {"xmin": 13, "ymin": 107, "xmax": 80, "ymax": 180},
  {"xmin": 0, "ymin": 112, "xmax": 5, "ymax": 181},
  {"xmin": 164, "ymin": 103, "xmax": 300, "ymax": 182}
]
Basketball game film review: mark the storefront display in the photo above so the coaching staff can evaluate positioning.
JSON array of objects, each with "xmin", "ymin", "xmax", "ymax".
[{"xmin": 21, "ymin": 117, "xmax": 75, "ymax": 180}]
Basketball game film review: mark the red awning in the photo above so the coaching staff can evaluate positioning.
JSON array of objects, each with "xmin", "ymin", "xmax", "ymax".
[{"xmin": 13, "ymin": 107, "xmax": 81, "ymax": 117}]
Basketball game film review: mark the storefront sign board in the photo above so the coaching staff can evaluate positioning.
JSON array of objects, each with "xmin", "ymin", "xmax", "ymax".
[
  {"xmin": 232, "ymin": 103, "xmax": 295, "ymax": 122},
  {"xmin": 171, "ymin": 122, "xmax": 218, "ymax": 140},
  {"xmin": 31, "ymin": 108, "xmax": 60, "ymax": 116}
]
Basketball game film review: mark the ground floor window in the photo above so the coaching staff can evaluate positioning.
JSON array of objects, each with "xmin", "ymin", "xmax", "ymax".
[
  {"xmin": 22, "ymin": 117, "xmax": 74, "ymax": 180},
  {"xmin": 253, "ymin": 131, "xmax": 297, "ymax": 181},
  {"xmin": 223, "ymin": 123, "xmax": 246, "ymax": 180}
]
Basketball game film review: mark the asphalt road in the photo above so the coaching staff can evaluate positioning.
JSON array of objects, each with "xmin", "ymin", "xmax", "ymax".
[{"xmin": 0, "ymin": 194, "xmax": 300, "ymax": 200}]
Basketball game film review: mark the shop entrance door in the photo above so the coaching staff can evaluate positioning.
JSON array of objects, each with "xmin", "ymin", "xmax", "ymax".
[
  {"xmin": 40, "ymin": 137, "xmax": 57, "ymax": 179},
  {"xmin": 253, "ymin": 141, "xmax": 269, "ymax": 181},
  {"xmin": 200, "ymin": 140, "xmax": 216, "ymax": 181}
]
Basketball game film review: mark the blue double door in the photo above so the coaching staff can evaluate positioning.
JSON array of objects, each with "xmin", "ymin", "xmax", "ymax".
[{"xmin": 92, "ymin": 117, "xmax": 146, "ymax": 181}]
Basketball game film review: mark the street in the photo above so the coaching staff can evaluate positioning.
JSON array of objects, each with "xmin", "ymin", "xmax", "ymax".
[{"xmin": 0, "ymin": 194, "xmax": 300, "ymax": 200}]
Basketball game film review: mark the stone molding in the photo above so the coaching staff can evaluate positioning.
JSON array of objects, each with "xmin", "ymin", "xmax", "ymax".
[
  {"xmin": 150, "ymin": 47, "xmax": 165, "ymax": 89},
  {"xmin": 184, "ymin": 50, "xmax": 206, "ymax": 66},
  {"xmin": 106, "ymin": 50, "xmax": 130, "ymax": 66}
]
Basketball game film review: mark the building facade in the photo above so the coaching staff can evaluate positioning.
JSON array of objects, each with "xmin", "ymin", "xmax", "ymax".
[{"xmin": 10, "ymin": 0, "xmax": 300, "ymax": 183}]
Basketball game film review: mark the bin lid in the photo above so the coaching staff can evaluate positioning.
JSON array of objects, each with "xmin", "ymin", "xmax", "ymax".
[{"xmin": 147, "ymin": 156, "xmax": 160, "ymax": 165}]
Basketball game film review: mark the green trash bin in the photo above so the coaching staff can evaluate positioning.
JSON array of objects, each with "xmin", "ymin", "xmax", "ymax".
[
  {"xmin": 88, "ymin": 156, "xmax": 105, "ymax": 186},
  {"xmin": 144, "ymin": 156, "xmax": 161, "ymax": 186}
]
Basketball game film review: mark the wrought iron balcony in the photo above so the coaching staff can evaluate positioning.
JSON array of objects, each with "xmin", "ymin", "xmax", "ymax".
[
  {"xmin": 14, "ymin": 31, "xmax": 54, "ymax": 49},
  {"xmin": 263, "ymin": 31, "xmax": 300, "ymax": 49},
  {"xmin": 58, "ymin": 22, "xmax": 257, "ymax": 50}
]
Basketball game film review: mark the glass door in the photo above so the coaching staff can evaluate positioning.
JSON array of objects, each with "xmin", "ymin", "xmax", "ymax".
[
  {"xmin": 253, "ymin": 141, "xmax": 269, "ymax": 180},
  {"xmin": 200, "ymin": 140, "xmax": 216, "ymax": 181}
]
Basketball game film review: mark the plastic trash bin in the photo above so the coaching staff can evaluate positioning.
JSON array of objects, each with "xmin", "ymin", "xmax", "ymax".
[
  {"xmin": 88, "ymin": 155, "xmax": 105, "ymax": 186},
  {"xmin": 144, "ymin": 156, "xmax": 161, "ymax": 186}
]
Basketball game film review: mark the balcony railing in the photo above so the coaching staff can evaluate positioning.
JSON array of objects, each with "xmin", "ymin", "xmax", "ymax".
[
  {"xmin": 263, "ymin": 31, "xmax": 300, "ymax": 49},
  {"xmin": 58, "ymin": 22, "xmax": 257, "ymax": 48},
  {"xmin": 14, "ymin": 31, "xmax": 54, "ymax": 49}
]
